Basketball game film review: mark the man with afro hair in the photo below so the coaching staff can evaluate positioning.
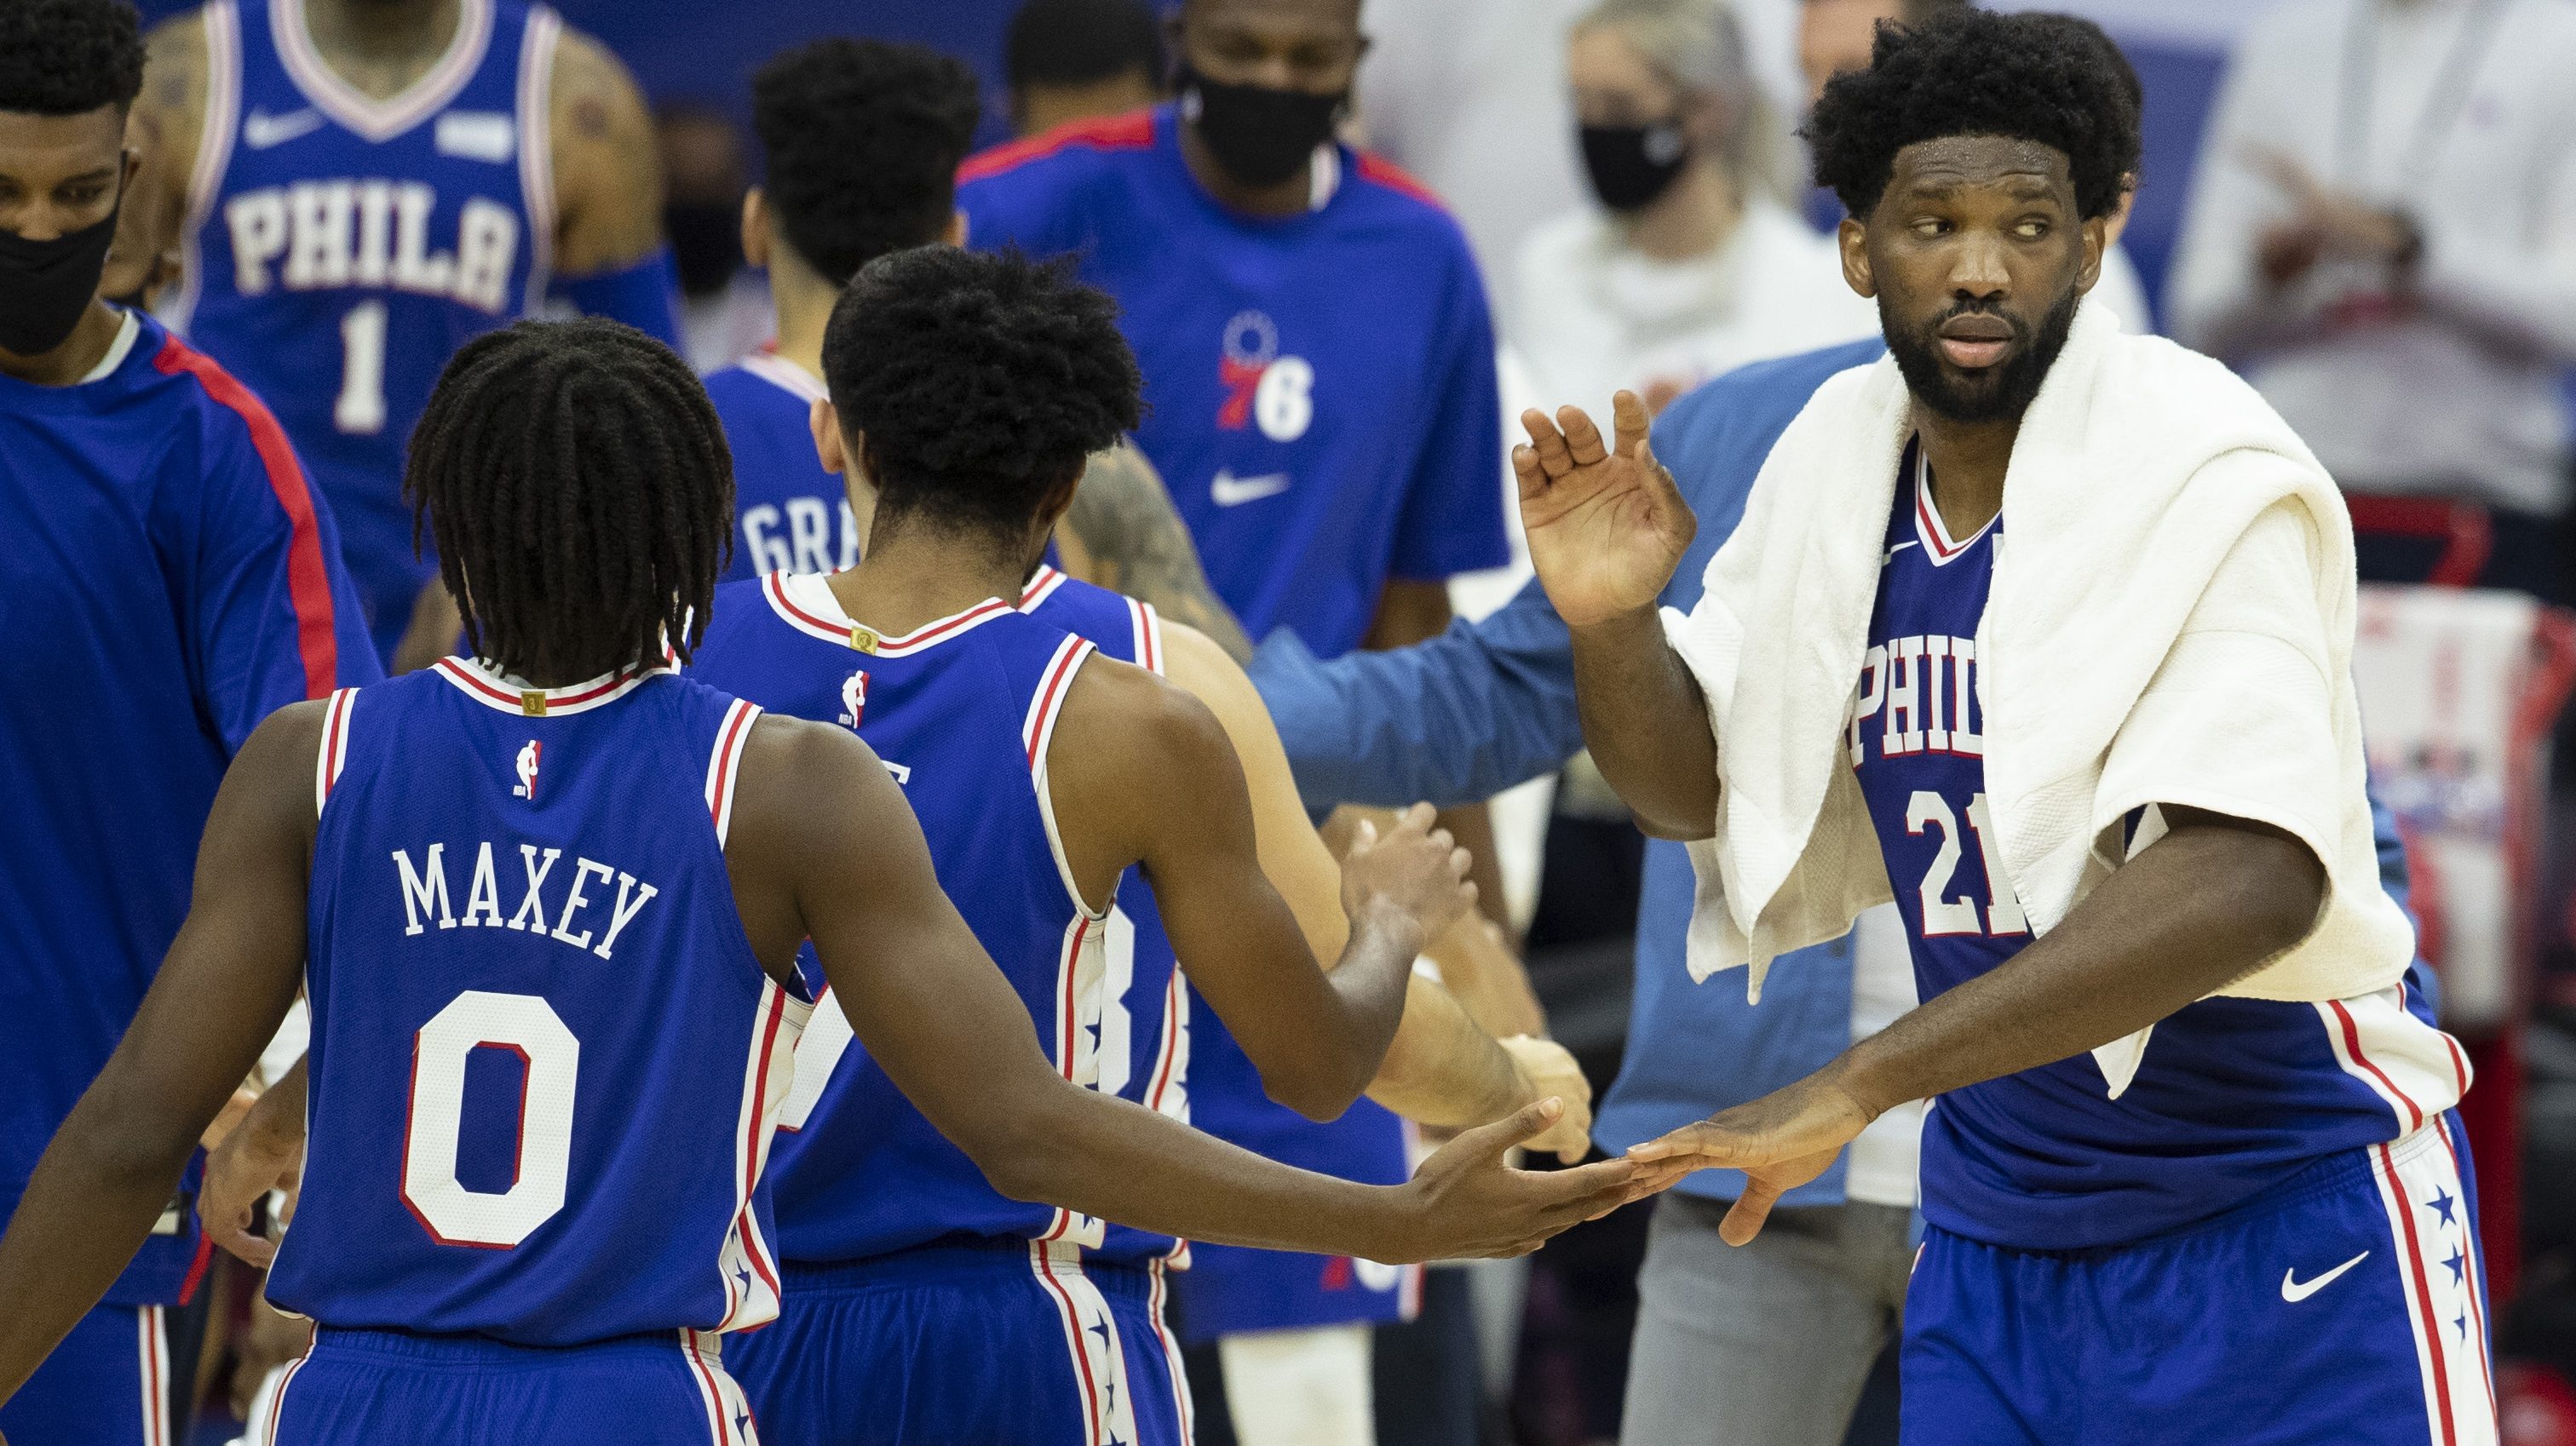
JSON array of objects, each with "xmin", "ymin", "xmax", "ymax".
[{"xmin": 1521, "ymin": 10, "xmax": 2495, "ymax": 1443}]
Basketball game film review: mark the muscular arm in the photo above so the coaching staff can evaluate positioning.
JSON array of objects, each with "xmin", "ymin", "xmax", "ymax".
[
  {"xmin": 1159, "ymin": 623, "xmax": 1542, "ymax": 1137},
  {"xmin": 546, "ymin": 28, "xmax": 664, "ymax": 278},
  {"xmin": 727, "ymin": 715, "xmax": 1636, "ymax": 1260},
  {"xmin": 106, "ymin": 10, "xmax": 208, "ymax": 302},
  {"xmin": 0, "ymin": 705, "xmax": 319, "ymax": 1403},
  {"xmin": 1569, "ymin": 607, "xmax": 1719, "ymax": 839},
  {"xmin": 1055, "ymin": 443, "xmax": 1256, "ymax": 663}
]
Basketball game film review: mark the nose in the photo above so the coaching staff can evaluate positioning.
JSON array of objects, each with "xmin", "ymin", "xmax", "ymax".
[{"xmin": 1948, "ymin": 229, "xmax": 2011, "ymax": 305}]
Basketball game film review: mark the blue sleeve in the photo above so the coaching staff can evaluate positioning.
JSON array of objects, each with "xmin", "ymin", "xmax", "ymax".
[
  {"xmin": 553, "ymin": 246, "xmax": 684, "ymax": 350},
  {"xmin": 1386, "ymin": 244, "xmax": 1509, "ymax": 582},
  {"xmin": 177, "ymin": 408, "xmax": 382, "ymax": 755},
  {"xmin": 1246, "ymin": 577, "xmax": 1581, "ymax": 811},
  {"xmin": 958, "ymin": 166, "xmax": 1092, "ymax": 261}
]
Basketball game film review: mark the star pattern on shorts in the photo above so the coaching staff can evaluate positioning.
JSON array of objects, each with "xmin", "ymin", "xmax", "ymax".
[
  {"xmin": 2424, "ymin": 1188, "xmax": 2458, "ymax": 1230},
  {"xmin": 2444, "ymin": 1247, "xmax": 2467, "ymax": 1286}
]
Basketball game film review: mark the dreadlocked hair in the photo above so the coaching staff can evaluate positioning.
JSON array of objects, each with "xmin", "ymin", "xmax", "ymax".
[{"xmin": 405, "ymin": 318, "xmax": 733, "ymax": 682}]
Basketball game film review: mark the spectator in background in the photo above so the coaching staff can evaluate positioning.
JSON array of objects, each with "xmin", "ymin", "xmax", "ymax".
[
  {"xmin": 1794, "ymin": 0, "xmax": 2154, "ymax": 330},
  {"xmin": 2167, "ymin": 0, "xmax": 2576, "ymax": 598},
  {"xmin": 1509, "ymin": 0, "xmax": 1877, "ymax": 423},
  {"xmin": 658, "ymin": 101, "xmax": 774, "ymax": 373},
  {"xmin": 1005, "ymin": 0, "xmax": 1167, "ymax": 137}
]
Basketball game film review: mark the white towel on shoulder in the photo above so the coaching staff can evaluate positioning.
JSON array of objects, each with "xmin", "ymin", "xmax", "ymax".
[{"xmin": 1659, "ymin": 301, "xmax": 2415, "ymax": 1094}]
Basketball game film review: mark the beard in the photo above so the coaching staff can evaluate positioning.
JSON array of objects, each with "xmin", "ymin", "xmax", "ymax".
[{"xmin": 1883, "ymin": 285, "xmax": 2082, "ymax": 426}]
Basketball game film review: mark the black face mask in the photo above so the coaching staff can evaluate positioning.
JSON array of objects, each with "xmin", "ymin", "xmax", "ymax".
[
  {"xmin": 1177, "ymin": 64, "xmax": 1346, "ymax": 190},
  {"xmin": 0, "ymin": 186, "xmax": 122, "ymax": 359},
  {"xmin": 1579, "ymin": 121, "xmax": 1691, "ymax": 213},
  {"xmin": 663, "ymin": 199, "xmax": 743, "ymax": 300}
]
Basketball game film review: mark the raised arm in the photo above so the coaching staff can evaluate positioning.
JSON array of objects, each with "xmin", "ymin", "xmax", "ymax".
[
  {"xmin": 543, "ymin": 27, "xmax": 681, "ymax": 345},
  {"xmin": 729, "ymin": 714, "xmax": 1648, "ymax": 1261},
  {"xmin": 1048, "ymin": 657, "xmax": 1474, "ymax": 1121},
  {"xmin": 1517, "ymin": 392, "xmax": 1716, "ymax": 839},
  {"xmin": 1055, "ymin": 442, "xmax": 1256, "ymax": 663},
  {"xmin": 0, "ymin": 704, "xmax": 320, "ymax": 1405},
  {"xmin": 1159, "ymin": 623, "xmax": 1588, "ymax": 1157}
]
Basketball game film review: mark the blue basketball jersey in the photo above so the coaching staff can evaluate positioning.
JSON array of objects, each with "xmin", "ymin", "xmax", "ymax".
[
  {"xmin": 704, "ymin": 354, "xmax": 858, "ymax": 585},
  {"xmin": 688, "ymin": 572, "xmax": 1190, "ymax": 1267},
  {"xmin": 266, "ymin": 663, "xmax": 810, "ymax": 1345},
  {"xmin": 959, "ymin": 108, "xmax": 1509, "ymax": 657},
  {"xmin": 1849, "ymin": 440, "xmax": 2468, "ymax": 1249},
  {"xmin": 173, "ymin": 0, "xmax": 559, "ymax": 659}
]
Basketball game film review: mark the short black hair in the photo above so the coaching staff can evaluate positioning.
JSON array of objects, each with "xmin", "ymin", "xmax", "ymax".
[
  {"xmin": 1900, "ymin": 0, "xmax": 1968, "ymax": 23},
  {"xmin": 750, "ymin": 38, "xmax": 980, "ymax": 287},
  {"xmin": 408, "ymin": 319, "xmax": 733, "ymax": 681},
  {"xmin": 822, "ymin": 247, "xmax": 1141, "ymax": 545},
  {"xmin": 1806, "ymin": 9, "xmax": 2142, "ymax": 221},
  {"xmin": 0, "ymin": 0, "xmax": 145, "ymax": 116},
  {"xmin": 1007, "ymin": 0, "xmax": 1164, "ymax": 93}
]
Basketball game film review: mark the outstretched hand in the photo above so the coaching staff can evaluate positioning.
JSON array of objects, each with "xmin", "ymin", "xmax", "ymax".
[
  {"xmin": 1623, "ymin": 1071, "xmax": 1879, "ymax": 1246},
  {"xmin": 1391, "ymin": 1098, "xmax": 1672, "ymax": 1262},
  {"xmin": 1514, "ymin": 391, "xmax": 1697, "ymax": 629},
  {"xmin": 1339, "ymin": 801, "xmax": 1478, "ymax": 945},
  {"xmin": 198, "ymin": 1082, "xmax": 307, "ymax": 1268}
]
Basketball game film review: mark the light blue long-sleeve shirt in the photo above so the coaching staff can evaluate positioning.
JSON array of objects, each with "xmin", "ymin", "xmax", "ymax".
[{"xmin": 1246, "ymin": 337, "xmax": 2422, "ymax": 1205}]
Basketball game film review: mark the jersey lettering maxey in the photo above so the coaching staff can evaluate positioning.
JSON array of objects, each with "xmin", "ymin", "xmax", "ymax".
[
  {"xmin": 1849, "ymin": 440, "xmax": 2468, "ymax": 1250},
  {"xmin": 704, "ymin": 355, "xmax": 858, "ymax": 584},
  {"xmin": 172, "ymin": 0, "xmax": 558, "ymax": 657},
  {"xmin": 689, "ymin": 573, "xmax": 1190, "ymax": 1266},
  {"xmin": 267, "ymin": 664, "xmax": 808, "ymax": 1345}
]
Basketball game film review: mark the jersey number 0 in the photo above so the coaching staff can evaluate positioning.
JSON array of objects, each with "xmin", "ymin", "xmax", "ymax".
[{"xmin": 401, "ymin": 990, "xmax": 578, "ymax": 1248}]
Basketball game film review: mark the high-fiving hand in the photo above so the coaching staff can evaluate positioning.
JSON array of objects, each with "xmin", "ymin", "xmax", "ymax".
[
  {"xmin": 1623, "ymin": 1070, "xmax": 1881, "ymax": 1246},
  {"xmin": 1514, "ymin": 391, "xmax": 1698, "ymax": 629}
]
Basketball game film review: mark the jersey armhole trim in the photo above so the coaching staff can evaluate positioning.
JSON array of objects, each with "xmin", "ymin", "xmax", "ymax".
[
  {"xmin": 704, "ymin": 698, "xmax": 761, "ymax": 848},
  {"xmin": 170, "ymin": 0, "xmax": 243, "ymax": 336},
  {"xmin": 313, "ymin": 686, "xmax": 359, "ymax": 818},
  {"xmin": 515, "ymin": 5, "xmax": 561, "ymax": 315},
  {"xmin": 1130, "ymin": 599, "xmax": 1164, "ymax": 678},
  {"xmin": 1025, "ymin": 636, "xmax": 1110, "ymax": 921}
]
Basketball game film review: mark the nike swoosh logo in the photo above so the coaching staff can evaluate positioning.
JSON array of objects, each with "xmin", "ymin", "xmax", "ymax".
[
  {"xmin": 242, "ymin": 109, "xmax": 326, "ymax": 149},
  {"xmin": 2281, "ymin": 1250, "xmax": 2371, "ymax": 1302},
  {"xmin": 1210, "ymin": 468, "xmax": 1291, "ymax": 507}
]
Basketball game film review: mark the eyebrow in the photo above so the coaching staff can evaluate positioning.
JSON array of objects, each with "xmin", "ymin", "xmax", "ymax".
[{"xmin": 1898, "ymin": 171, "xmax": 2063, "ymax": 201}]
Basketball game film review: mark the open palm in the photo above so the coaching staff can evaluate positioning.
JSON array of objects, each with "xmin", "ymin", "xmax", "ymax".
[{"xmin": 1515, "ymin": 391, "xmax": 1698, "ymax": 629}]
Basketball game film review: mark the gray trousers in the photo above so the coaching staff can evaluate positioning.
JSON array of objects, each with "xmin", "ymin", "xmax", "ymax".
[{"xmin": 1619, "ymin": 1194, "xmax": 1916, "ymax": 1446}]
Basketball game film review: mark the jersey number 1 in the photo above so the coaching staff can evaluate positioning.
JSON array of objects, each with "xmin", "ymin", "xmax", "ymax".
[
  {"xmin": 401, "ymin": 990, "xmax": 578, "ymax": 1248},
  {"xmin": 336, "ymin": 301, "xmax": 388, "ymax": 435}
]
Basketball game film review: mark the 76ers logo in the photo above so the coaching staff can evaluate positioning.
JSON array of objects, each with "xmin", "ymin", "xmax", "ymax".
[
  {"xmin": 511, "ymin": 739, "xmax": 541, "ymax": 799},
  {"xmin": 1216, "ymin": 310, "xmax": 1314, "ymax": 442}
]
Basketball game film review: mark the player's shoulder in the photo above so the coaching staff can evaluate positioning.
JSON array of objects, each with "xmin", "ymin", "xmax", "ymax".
[
  {"xmin": 958, "ymin": 108, "xmax": 1161, "ymax": 192},
  {"xmin": 129, "ymin": 315, "xmax": 302, "ymax": 460},
  {"xmin": 695, "ymin": 572, "xmax": 792, "ymax": 658},
  {"xmin": 1336, "ymin": 146, "xmax": 1475, "ymax": 253}
]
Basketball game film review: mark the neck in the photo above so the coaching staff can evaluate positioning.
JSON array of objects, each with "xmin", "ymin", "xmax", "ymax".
[
  {"xmin": 0, "ymin": 301, "xmax": 123, "ymax": 387},
  {"xmin": 1620, "ymin": 163, "xmax": 1741, "ymax": 262},
  {"xmin": 767, "ymin": 258, "xmax": 836, "ymax": 383},
  {"xmin": 825, "ymin": 525, "xmax": 1025, "ymax": 635},
  {"xmin": 302, "ymin": 0, "xmax": 461, "ymax": 66},
  {"xmin": 1178, "ymin": 120, "xmax": 1314, "ymax": 219},
  {"xmin": 1913, "ymin": 407, "xmax": 2018, "ymax": 537}
]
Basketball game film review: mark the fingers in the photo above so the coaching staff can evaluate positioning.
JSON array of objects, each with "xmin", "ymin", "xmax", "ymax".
[
  {"xmin": 1511, "ymin": 444, "xmax": 1548, "ymax": 505},
  {"xmin": 1519, "ymin": 407, "xmax": 1578, "ymax": 479},
  {"xmin": 1720, "ymin": 1179, "xmax": 1784, "ymax": 1247},
  {"xmin": 1609, "ymin": 389, "xmax": 1653, "ymax": 458},
  {"xmin": 1555, "ymin": 404, "xmax": 1608, "ymax": 468},
  {"xmin": 214, "ymin": 1222, "xmax": 279, "ymax": 1269},
  {"xmin": 1623, "ymin": 1119, "xmax": 1748, "ymax": 1167},
  {"xmin": 1458, "ymin": 1095, "xmax": 1567, "ymax": 1166}
]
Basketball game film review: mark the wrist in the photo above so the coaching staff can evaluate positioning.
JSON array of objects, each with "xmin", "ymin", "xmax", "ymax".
[
  {"xmin": 1564, "ymin": 600, "xmax": 1665, "ymax": 638},
  {"xmin": 1347, "ymin": 894, "xmax": 1429, "ymax": 961},
  {"xmin": 1822, "ymin": 1044, "xmax": 1902, "ymax": 1124}
]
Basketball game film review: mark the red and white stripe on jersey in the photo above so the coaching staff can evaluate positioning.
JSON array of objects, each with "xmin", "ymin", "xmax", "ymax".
[
  {"xmin": 313, "ymin": 686, "xmax": 359, "ymax": 817},
  {"xmin": 512, "ymin": 4, "xmax": 561, "ymax": 313},
  {"xmin": 713, "ymin": 976, "xmax": 810, "ymax": 1332},
  {"xmin": 2366, "ymin": 1123, "xmax": 2498, "ymax": 1446},
  {"xmin": 2315, "ymin": 984, "xmax": 2470, "ymax": 1137},
  {"xmin": 679, "ymin": 1327, "xmax": 756, "ymax": 1445},
  {"xmin": 1030, "ymin": 1241, "xmax": 1142, "ymax": 1446},
  {"xmin": 704, "ymin": 698, "xmax": 761, "ymax": 847},
  {"xmin": 257, "ymin": 1323, "xmax": 316, "ymax": 1446},
  {"xmin": 1146, "ymin": 1259, "xmax": 1198, "ymax": 1441},
  {"xmin": 1911, "ymin": 447, "xmax": 1996, "ymax": 566},
  {"xmin": 137, "ymin": 1305, "xmax": 171, "ymax": 1446},
  {"xmin": 1021, "ymin": 563, "xmax": 1074, "ymax": 613},
  {"xmin": 739, "ymin": 352, "xmax": 825, "ymax": 405},
  {"xmin": 1129, "ymin": 599, "xmax": 1164, "ymax": 677},
  {"xmin": 761, "ymin": 571, "xmax": 1014, "ymax": 656},
  {"xmin": 1024, "ymin": 634, "xmax": 1103, "ymax": 909},
  {"xmin": 432, "ymin": 657, "xmax": 663, "ymax": 716},
  {"xmin": 275, "ymin": 0, "xmax": 494, "ymax": 142}
]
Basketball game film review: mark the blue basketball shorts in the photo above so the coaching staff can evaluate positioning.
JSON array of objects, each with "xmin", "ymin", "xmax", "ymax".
[
  {"xmin": 1170, "ymin": 1237, "xmax": 1422, "ymax": 1343},
  {"xmin": 1902, "ymin": 1114, "xmax": 2498, "ymax": 1445},
  {"xmin": 0, "ymin": 1302, "xmax": 175, "ymax": 1446},
  {"xmin": 261, "ymin": 1325, "xmax": 762, "ymax": 1445},
  {"xmin": 726, "ymin": 1239, "xmax": 1195, "ymax": 1446}
]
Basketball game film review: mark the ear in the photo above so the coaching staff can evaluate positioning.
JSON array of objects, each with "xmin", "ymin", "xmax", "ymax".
[
  {"xmin": 943, "ymin": 208, "xmax": 967, "ymax": 248},
  {"xmin": 742, "ymin": 187, "xmax": 771, "ymax": 270},
  {"xmin": 1837, "ymin": 214, "xmax": 1875, "ymax": 299},
  {"xmin": 809, "ymin": 397, "xmax": 848, "ymax": 477},
  {"xmin": 2077, "ymin": 214, "xmax": 2107, "ymax": 296},
  {"xmin": 1032, "ymin": 467, "xmax": 1084, "ymax": 537}
]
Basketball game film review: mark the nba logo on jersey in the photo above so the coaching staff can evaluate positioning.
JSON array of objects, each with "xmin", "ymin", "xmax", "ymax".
[
  {"xmin": 1215, "ymin": 310, "xmax": 1313, "ymax": 443},
  {"xmin": 512, "ymin": 739, "xmax": 540, "ymax": 799},
  {"xmin": 837, "ymin": 671, "xmax": 867, "ymax": 730}
]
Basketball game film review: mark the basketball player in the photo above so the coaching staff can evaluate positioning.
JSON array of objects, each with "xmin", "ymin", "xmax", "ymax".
[
  {"xmin": 0, "ymin": 316, "xmax": 1652, "ymax": 1446},
  {"xmin": 710, "ymin": 36, "xmax": 1253, "ymax": 662},
  {"xmin": 1521, "ymin": 13, "xmax": 2493, "ymax": 1443},
  {"xmin": 684, "ymin": 244, "xmax": 1585, "ymax": 1446},
  {"xmin": 115, "ymin": 0, "xmax": 685, "ymax": 665},
  {"xmin": 0, "ymin": 4, "xmax": 377, "ymax": 1442}
]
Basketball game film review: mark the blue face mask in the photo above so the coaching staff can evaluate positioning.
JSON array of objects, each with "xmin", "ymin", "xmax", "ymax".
[{"xmin": 0, "ymin": 179, "xmax": 123, "ymax": 359}]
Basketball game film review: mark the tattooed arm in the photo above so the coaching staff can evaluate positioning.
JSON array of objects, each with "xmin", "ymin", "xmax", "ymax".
[{"xmin": 1056, "ymin": 443, "xmax": 1256, "ymax": 663}]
